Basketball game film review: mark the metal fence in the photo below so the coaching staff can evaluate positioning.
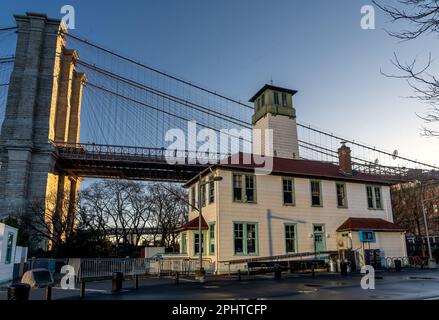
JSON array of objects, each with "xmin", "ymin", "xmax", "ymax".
[
  {"xmin": 19, "ymin": 257, "xmax": 215, "ymax": 281},
  {"xmin": 78, "ymin": 258, "xmax": 150, "ymax": 280},
  {"xmin": 152, "ymin": 258, "xmax": 215, "ymax": 276}
]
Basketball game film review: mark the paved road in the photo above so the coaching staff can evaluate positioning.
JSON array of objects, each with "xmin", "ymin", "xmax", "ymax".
[{"xmin": 1, "ymin": 269, "xmax": 439, "ymax": 300}]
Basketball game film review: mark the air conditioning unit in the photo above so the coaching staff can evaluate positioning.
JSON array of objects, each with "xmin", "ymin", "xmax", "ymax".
[{"xmin": 337, "ymin": 235, "xmax": 347, "ymax": 249}]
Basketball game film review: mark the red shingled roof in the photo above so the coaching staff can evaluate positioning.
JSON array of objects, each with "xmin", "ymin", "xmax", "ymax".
[
  {"xmin": 175, "ymin": 216, "xmax": 208, "ymax": 232},
  {"xmin": 186, "ymin": 153, "xmax": 396, "ymax": 186},
  {"xmin": 337, "ymin": 218, "xmax": 405, "ymax": 232}
]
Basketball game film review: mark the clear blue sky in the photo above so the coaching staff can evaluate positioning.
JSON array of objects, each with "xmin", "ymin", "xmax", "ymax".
[{"xmin": 1, "ymin": 0, "xmax": 438, "ymax": 165}]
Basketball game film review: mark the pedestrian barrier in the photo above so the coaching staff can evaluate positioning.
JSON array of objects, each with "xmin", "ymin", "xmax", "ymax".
[
  {"xmin": 385, "ymin": 256, "xmax": 410, "ymax": 269},
  {"xmin": 78, "ymin": 258, "xmax": 150, "ymax": 280}
]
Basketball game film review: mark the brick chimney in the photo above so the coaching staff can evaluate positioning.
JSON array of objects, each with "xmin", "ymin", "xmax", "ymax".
[{"xmin": 338, "ymin": 142, "xmax": 352, "ymax": 175}]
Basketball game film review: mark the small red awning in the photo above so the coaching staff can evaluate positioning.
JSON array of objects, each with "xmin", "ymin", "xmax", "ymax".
[
  {"xmin": 175, "ymin": 216, "xmax": 208, "ymax": 232},
  {"xmin": 337, "ymin": 218, "xmax": 405, "ymax": 233}
]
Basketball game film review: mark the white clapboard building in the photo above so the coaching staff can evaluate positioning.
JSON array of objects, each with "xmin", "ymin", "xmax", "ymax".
[{"xmin": 176, "ymin": 85, "xmax": 407, "ymax": 273}]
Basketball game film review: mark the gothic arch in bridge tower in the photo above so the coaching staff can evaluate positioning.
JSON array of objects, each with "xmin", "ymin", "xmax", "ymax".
[{"xmin": 0, "ymin": 13, "xmax": 86, "ymax": 233}]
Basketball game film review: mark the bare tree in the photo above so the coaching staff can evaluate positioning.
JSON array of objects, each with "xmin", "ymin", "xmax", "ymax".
[
  {"xmin": 147, "ymin": 183, "xmax": 188, "ymax": 249},
  {"xmin": 375, "ymin": 0, "xmax": 439, "ymax": 136},
  {"xmin": 79, "ymin": 180, "xmax": 187, "ymax": 252},
  {"xmin": 20, "ymin": 191, "xmax": 78, "ymax": 254},
  {"xmin": 391, "ymin": 181, "xmax": 439, "ymax": 256}
]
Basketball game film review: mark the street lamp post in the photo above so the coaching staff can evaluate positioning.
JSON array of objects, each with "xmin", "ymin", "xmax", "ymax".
[{"xmin": 420, "ymin": 183, "xmax": 438, "ymax": 269}]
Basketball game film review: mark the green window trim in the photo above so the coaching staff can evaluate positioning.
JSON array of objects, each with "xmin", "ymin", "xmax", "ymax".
[
  {"xmin": 310, "ymin": 180, "xmax": 323, "ymax": 207},
  {"xmin": 336, "ymin": 182, "xmax": 348, "ymax": 208},
  {"xmin": 193, "ymin": 231, "xmax": 207, "ymax": 256},
  {"xmin": 366, "ymin": 185, "xmax": 384, "ymax": 210},
  {"xmin": 232, "ymin": 173, "xmax": 257, "ymax": 203},
  {"xmin": 284, "ymin": 224, "xmax": 298, "ymax": 254},
  {"xmin": 282, "ymin": 177, "xmax": 295, "ymax": 206},
  {"xmin": 5, "ymin": 232, "xmax": 14, "ymax": 265},
  {"xmin": 233, "ymin": 222, "xmax": 259, "ymax": 256},
  {"xmin": 181, "ymin": 232, "xmax": 187, "ymax": 254},
  {"xmin": 209, "ymin": 223, "xmax": 215, "ymax": 255}
]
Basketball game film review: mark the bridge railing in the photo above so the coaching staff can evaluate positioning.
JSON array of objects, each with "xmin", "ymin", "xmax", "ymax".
[
  {"xmin": 52, "ymin": 141, "xmax": 229, "ymax": 164},
  {"xmin": 51, "ymin": 141, "xmax": 432, "ymax": 181}
]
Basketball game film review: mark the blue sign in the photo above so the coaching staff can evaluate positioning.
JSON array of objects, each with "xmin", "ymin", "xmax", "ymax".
[{"xmin": 359, "ymin": 230, "xmax": 376, "ymax": 243}]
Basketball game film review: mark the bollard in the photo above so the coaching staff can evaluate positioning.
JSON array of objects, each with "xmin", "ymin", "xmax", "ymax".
[
  {"xmin": 394, "ymin": 260, "xmax": 402, "ymax": 272},
  {"xmin": 340, "ymin": 262, "xmax": 348, "ymax": 276},
  {"xmin": 45, "ymin": 286, "xmax": 52, "ymax": 301},
  {"xmin": 238, "ymin": 269, "xmax": 241, "ymax": 281},
  {"xmin": 7, "ymin": 283, "xmax": 30, "ymax": 301},
  {"xmin": 274, "ymin": 266, "xmax": 282, "ymax": 280},
  {"xmin": 134, "ymin": 274, "xmax": 139, "ymax": 289},
  {"xmin": 175, "ymin": 272, "xmax": 179, "ymax": 285},
  {"xmin": 112, "ymin": 272, "xmax": 124, "ymax": 292},
  {"xmin": 79, "ymin": 280, "xmax": 86, "ymax": 299}
]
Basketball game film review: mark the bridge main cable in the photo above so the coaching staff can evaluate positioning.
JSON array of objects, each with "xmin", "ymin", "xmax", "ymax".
[
  {"xmin": 77, "ymin": 59, "xmax": 251, "ymax": 129},
  {"xmin": 65, "ymin": 32, "xmax": 254, "ymax": 110}
]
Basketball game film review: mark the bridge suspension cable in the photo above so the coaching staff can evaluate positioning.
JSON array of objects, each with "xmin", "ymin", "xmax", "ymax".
[
  {"xmin": 61, "ymin": 31, "xmax": 439, "ymax": 172},
  {"xmin": 0, "ymin": 27, "xmax": 17, "ymax": 32},
  {"xmin": 77, "ymin": 59, "xmax": 251, "ymax": 129},
  {"xmin": 65, "ymin": 32, "xmax": 253, "ymax": 110}
]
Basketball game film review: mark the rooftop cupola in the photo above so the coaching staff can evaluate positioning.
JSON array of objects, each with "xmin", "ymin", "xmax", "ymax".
[
  {"xmin": 249, "ymin": 84, "xmax": 297, "ymax": 125},
  {"xmin": 251, "ymin": 84, "xmax": 300, "ymax": 159}
]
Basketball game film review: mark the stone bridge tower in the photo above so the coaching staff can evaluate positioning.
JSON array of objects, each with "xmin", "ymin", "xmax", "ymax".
[{"xmin": 0, "ymin": 13, "xmax": 86, "ymax": 230}]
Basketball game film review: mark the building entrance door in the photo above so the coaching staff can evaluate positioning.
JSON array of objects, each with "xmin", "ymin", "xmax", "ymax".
[{"xmin": 313, "ymin": 224, "xmax": 326, "ymax": 254}]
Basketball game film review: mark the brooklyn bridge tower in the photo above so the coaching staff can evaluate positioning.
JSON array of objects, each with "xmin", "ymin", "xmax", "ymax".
[{"xmin": 0, "ymin": 12, "xmax": 86, "ymax": 227}]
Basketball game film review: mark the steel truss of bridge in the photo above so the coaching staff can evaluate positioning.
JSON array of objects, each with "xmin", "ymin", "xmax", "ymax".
[{"xmin": 53, "ymin": 141, "xmax": 433, "ymax": 183}]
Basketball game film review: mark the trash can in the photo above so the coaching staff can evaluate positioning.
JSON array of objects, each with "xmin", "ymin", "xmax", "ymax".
[
  {"xmin": 394, "ymin": 260, "xmax": 402, "ymax": 272},
  {"xmin": 112, "ymin": 272, "xmax": 124, "ymax": 292},
  {"xmin": 7, "ymin": 283, "xmax": 31, "ymax": 301},
  {"xmin": 340, "ymin": 262, "xmax": 348, "ymax": 276}
]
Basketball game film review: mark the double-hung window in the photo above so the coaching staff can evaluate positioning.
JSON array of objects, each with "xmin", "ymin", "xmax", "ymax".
[
  {"xmin": 234, "ymin": 222, "xmax": 258, "ymax": 255},
  {"xmin": 233, "ymin": 173, "xmax": 256, "ymax": 203},
  {"xmin": 282, "ymin": 178, "xmax": 295, "ymax": 205},
  {"xmin": 5, "ymin": 232, "xmax": 14, "ymax": 264},
  {"xmin": 336, "ymin": 183, "xmax": 347, "ymax": 208},
  {"xmin": 208, "ymin": 176, "xmax": 215, "ymax": 204},
  {"xmin": 194, "ymin": 232, "xmax": 205, "ymax": 255},
  {"xmin": 310, "ymin": 180, "xmax": 322, "ymax": 207},
  {"xmin": 366, "ymin": 185, "xmax": 383, "ymax": 210},
  {"xmin": 273, "ymin": 91, "xmax": 279, "ymax": 105},
  {"xmin": 285, "ymin": 224, "xmax": 297, "ymax": 253},
  {"xmin": 209, "ymin": 224, "xmax": 215, "ymax": 254},
  {"xmin": 282, "ymin": 92, "xmax": 287, "ymax": 107},
  {"xmin": 181, "ymin": 232, "xmax": 187, "ymax": 254}
]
